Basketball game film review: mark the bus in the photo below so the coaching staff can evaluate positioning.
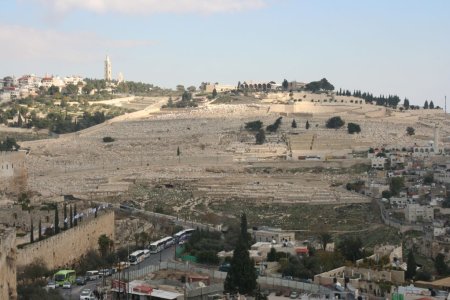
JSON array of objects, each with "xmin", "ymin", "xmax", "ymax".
[
  {"xmin": 142, "ymin": 249, "xmax": 150, "ymax": 258},
  {"xmin": 149, "ymin": 236, "xmax": 175, "ymax": 254},
  {"xmin": 129, "ymin": 250, "xmax": 145, "ymax": 265},
  {"xmin": 173, "ymin": 228, "xmax": 195, "ymax": 243},
  {"xmin": 54, "ymin": 270, "xmax": 76, "ymax": 287},
  {"xmin": 85, "ymin": 270, "xmax": 100, "ymax": 281}
]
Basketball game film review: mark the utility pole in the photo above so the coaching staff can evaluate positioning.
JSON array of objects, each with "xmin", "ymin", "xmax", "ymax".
[{"xmin": 445, "ymin": 95, "xmax": 447, "ymax": 114}]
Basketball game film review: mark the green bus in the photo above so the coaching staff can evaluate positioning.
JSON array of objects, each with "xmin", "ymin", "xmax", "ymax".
[{"xmin": 54, "ymin": 270, "xmax": 76, "ymax": 286}]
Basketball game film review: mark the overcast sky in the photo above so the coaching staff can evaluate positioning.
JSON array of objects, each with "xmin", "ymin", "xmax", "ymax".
[{"xmin": 2, "ymin": 0, "xmax": 449, "ymax": 106}]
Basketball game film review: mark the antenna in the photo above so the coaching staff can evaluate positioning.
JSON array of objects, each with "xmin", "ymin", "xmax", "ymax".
[{"xmin": 445, "ymin": 95, "xmax": 447, "ymax": 114}]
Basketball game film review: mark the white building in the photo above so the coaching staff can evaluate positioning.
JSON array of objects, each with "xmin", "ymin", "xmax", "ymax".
[
  {"xmin": 405, "ymin": 204, "xmax": 434, "ymax": 223},
  {"xmin": 371, "ymin": 157, "xmax": 386, "ymax": 169},
  {"xmin": 105, "ymin": 55, "xmax": 112, "ymax": 82}
]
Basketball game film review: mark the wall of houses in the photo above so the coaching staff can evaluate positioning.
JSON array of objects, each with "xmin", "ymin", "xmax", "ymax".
[
  {"xmin": 0, "ymin": 151, "xmax": 27, "ymax": 194},
  {"xmin": 17, "ymin": 210, "xmax": 114, "ymax": 270},
  {"xmin": 0, "ymin": 227, "xmax": 17, "ymax": 300}
]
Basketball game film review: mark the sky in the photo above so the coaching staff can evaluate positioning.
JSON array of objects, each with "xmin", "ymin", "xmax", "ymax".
[{"xmin": 1, "ymin": 0, "xmax": 449, "ymax": 106}]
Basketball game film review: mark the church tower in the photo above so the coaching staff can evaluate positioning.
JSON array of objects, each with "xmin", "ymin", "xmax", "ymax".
[{"xmin": 104, "ymin": 55, "xmax": 112, "ymax": 81}]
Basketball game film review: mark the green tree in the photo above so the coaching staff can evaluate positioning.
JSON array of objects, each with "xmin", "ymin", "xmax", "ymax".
[
  {"xmin": 38, "ymin": 219, "xmax": 42, "ymax": 241},
  {"xmin": 212, "ymin": 88, "xmax": 218, "ymax": 98},
  {"xmin": 245, "ymin": 120, "xmax": 263, "ymax": 131},
  {"xmin": 63, "ymin": 203, "xmax": 68, "ymax": 230},
  {"xmin": 177, "ymin": 146, "xmax": 181, "ymax": 157},
  {"xmin": 282, "ymin": 79, "xmax": 289, "ymax": 91},
  {"xmin": 267, "ymin": 248, "xmax": 277, "ymax": 262},
  {"xmin": 406, "ymin": 126, "xmax": 415, "ymax": 135},
  {"xmin": 326, "ymin": 116, "xmax": 345, "ymax": 129},
  {"xmin": 435, "ymin": 253, "xmax": 448, "ymax": 276},
  {"xmin": 429, "ymin": 101, "xmax": 435, "ymax": 109},
  {"xmin": 319, "ymin": 232, "xmax": 332, "ymax": 251},
  {"xmin": 30, "ymin": 218, "xmax": 34, "ymax": 243},
  {"xmin": 389, "ymin": 177, "xmax": 405, "ymax": 196},
  {"xmin": 54, "ymin": 205, "xmax": 60, "ymax": 234},
  {"xmin": 64, "ymin": 84, "xmax": 78, "ymax": 96},
  {"xmin": 224, "ymin": 220, "xmax": 257, "ymax": 294},
  {"xmin": 403, "ymin": 98, "xmax": 410, "ymax": 110},
  {"xmin": 424, "ymin": 100, "xmax": 429, "ymax": 109},
  {"xmin": 0, "ymin": 137, "xmax": 20, "ymax": 151},
  {"xmin": 337, "ymin": 236, "xmax": 364, "ymax": 262},
  {"xmin": 406, "ymin": 250, "xmax": 417, "ymax": 279},
  {"xmin": 291, "ymin": 119, "xmax": 297, "ymax": 128},
  {"xmin": 347, "ymin": 123, "xmax": 361, "ymax": 134},
  {"xmin": 306, "ymin": 120, "xmax": 310, "ymax": 130},
  {"xmin": 48, "ymin": 85, "xmax": 60, "ymax": 96},
  {"xmin": 255, "ymin": 129, "xmax": 266, "ymax": 145},
  {"xmin": 98, "ymin": 234, "xmax": 112, "ymax": 257}
]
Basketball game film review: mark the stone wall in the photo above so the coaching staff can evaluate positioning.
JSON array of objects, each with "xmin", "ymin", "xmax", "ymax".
[
  {"xmin": 0, "ymin": 226, "xmax": 17, "ymax": 300},
  {"xmin": 0, "ymin": 151, "xmax": 27, "ymax": 194},
  {"xmin": 17, "ymin": 210, "xmax": 114, "ymax": 270}
]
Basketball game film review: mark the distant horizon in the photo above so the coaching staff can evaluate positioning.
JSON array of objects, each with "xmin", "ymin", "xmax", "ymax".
[{"xmin": 1, "ymin": 0, "xmax": 449, "ymax": 107}]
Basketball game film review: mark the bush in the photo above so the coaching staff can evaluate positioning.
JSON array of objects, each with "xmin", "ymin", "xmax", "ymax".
[
  {"xmin": 326, "ymin": 116, "xmax": 345, "ymax": 129},
  {"xmin": 197, "ymin": 250, "xmax": 220, "ymax": 265},
  {"xmin": 406, "ymin": 127, "xmax": 415, "ymax": 136},
  {"xmin": 245, "ymin": 120, "xmax": 263, "ymax": 131},
  {"xmin": 255, "ymin": 129, "xmax": 266, "ymax": 145},
  {"xmin": 347, "ymin": 123, "xmax": 361, "ymax": 134},
  {"xmin": 103, "ymin": 136, "xmax": 115, "ymax": 143}
]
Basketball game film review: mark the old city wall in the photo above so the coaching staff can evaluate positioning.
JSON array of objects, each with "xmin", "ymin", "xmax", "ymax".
[
  {"xmin": 0, "ymin": 227, "xmax": 17, "ymax": 300},
  {"xmin": 0, "ymin": 151, "xmax": 27, "ymax": 194},
  {"xmin": 17, "ymin": 210, "xmax": 115, "ymax": 270}
]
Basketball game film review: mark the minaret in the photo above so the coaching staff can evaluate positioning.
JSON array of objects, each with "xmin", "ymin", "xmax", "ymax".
[
  {"xmin": 104, "ymin": 55, "xmax": 112, "ymax": 81},
  {"xmin": 434, "ymin": 125, "xmax": 440, "ymax": 154}
]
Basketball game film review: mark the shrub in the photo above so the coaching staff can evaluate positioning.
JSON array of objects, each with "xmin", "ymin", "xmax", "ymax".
[
  {"xmin": 347, "ymin": 123, "xmax": 361, "ymax": 134},
  {"xmin": 406, "ymin": 127, "xmax": 415, "ymax": 136},
  {"xmin": 255, "ymin": 129, "xmax": 266, "ymax": 145},
  {"xmin": 245, "ymin": 120, "xmax": 263, "ymax": 131},
  {"xmin": 326, "ymin": 116, "xmax": 345, "ymax": 129},
  {"xmin": 103, "ymin": 136, "xmax": 115, "ymax": 143}
]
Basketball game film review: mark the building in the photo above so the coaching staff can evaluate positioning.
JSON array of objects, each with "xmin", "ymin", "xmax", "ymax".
[
  {"xmin": 105, "ymin": 55, "xmax": 112, "ymax": 82},
  {"xmin": 239, "ymin": 80, "xmax": 281, "ymax": 91},
  {"xmin": 0, "ymin": 226, "xmax": 17, "ymax": 300},
  {"xmin": 250, "ymin": 227, "xmax": 295, "ymax": 244},
  {"xmin": 371, "ymin": 157, "xmax": 386, "ymax": 169},
  {"xmin": 204, "ymin": 83, "xmax": 235, "ymax": 93},
  {"xmin": 405, "ymin": 204, "xmax": 434, "ymax": 223}
]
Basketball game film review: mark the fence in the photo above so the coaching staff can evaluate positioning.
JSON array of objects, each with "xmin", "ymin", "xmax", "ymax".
[{"xmin": 113, "ymin": 261, "xmax": 332, "ymax": 295}]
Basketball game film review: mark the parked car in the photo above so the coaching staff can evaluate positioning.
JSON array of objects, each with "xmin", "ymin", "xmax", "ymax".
[
  {"xmin": 275, "ymin": 290, "xmax": 283, "ymax": 296},
  {"xmin": 99, "ymin": 269, "xmax": 112, "ymax": 277},
  {"xmin": 46, "ymin": 281, "xmax": 56, "ymax": 289},
  {"xmin": 283, "ymin": 290, "xmax": 291, "ymax": 297},
  {"xmin": 76, "ymin": 277, "xmax": 87, "ymax": 285},
  {"xmin": 290, "ymin": 291, "xmax": 298, "ymax": 299},
  {"xmin": 80, "ymin": 289, "xmax": 95, "ymax": 300},
  {"xmin": 62, "ymin": 281, "xmax": 72, "ymax": 289}
]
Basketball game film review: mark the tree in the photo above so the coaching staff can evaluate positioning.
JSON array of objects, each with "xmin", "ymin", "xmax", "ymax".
[
  {"xmin": 390, "ymin": 177, "xmax": 405, "ymax": 196},
  {"xmin": 48, "ymin": 85, "xmax": 60, "ymax": 96},
  {"xmin": 319, "ymin": 232, "xmax": 332, "ymax": 251},
  {"xmin": 326, "ymin": 116, "xmax": 345, "ymax": 129},
  {"xmin": 54, "ymin": 205, "xmax": 60, "ymax": 234},
  {"xmin": 266, "ymin": 117, "xmax": 282, "ymax": 132},
  {"xmin": 424, "ymin": 100, "xmax": 429, "ymax": 109},
  {"xmin": 212, "ymin": 88, "xmax": 218, "ymax": 98},
  {"xmin": 245, "ymin": 120, "xmax": 263, "ymax": 131},
  {"xmin": 347, "ymin": 123, "xmax": 361, "ymax": 134},
  {"xmin": 224, "ymin": 215, "xmax": 257, "ymax": 295},
  {"xmin": 30, "ymin": 218, "xmax": 34, "ymax": 243},
  {"xmin": 267, "ymin": 248, "xmax": 277, "ymax": 262},
  {"xmin": 73, "ymin": 204, "xmax": 78, "ymax": 226},
  {"xmin": 63, "ymin": 203, "xmax": 68, "ymax": 230},
  {"xmin": 64, "ymin": 84, "xmax": 78, "ymax": 96},
  {"xmin": 69, "ymin": 205, "xmax": 73, "ymax": 228},
  {"xmin": 429, "ymin": 101, "xmax": 435, "ymax": 109},
  {"xmin": 306, "ymin": 120, "xmax": 310, "ymax": 130},
  {"xmin": 38, "ymin": 219, "xmax": 42, "ymax": 241},
  {"xmin": 403, "ymin": 98, "xmax": 410, "ymax": 110},
  {"xmin": 282, "ymin": 79, "xmax": 289, "ymax": 91},
  {"xmin": 98, "ymin": 234, "xmax": 112, "ymax": 257},
  {"xmin": 0, "ymin": 137, "xmax": 20, "ymax": 151},
  {"xmin": 291, "ymin": 119, "xmax": 297, "ymax": 128},
  {"xmin": 177, "ymin": 146, "xmax": 181, "ymax": 157},
  {"xmin": 406, "ymin": 127, "xmax": 415, "ymax": 136},
  {"xmin": 435, "ymin": 253, "xmax": 448, "ymax": 276},
  {"xmin": 337, "ymin": 236, "xmax": 364, "ymax": 262},
  {"xmin": 255, "ymin": 129, "xmax": 266, "ymax": 145},
  {"xmin": 406, "ymin": 250, "xmax": 416, "ymax": 279}
]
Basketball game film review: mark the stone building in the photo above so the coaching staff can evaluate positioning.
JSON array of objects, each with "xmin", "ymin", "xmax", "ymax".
[
  {"xmin": 0, "ymin": 151, "xmax": 27, "ymax": 194},
  {"xmin": 405, "ymin": 204, "xmax": 434, "ymax": 223},
  {"xmin": 0, "ymin": 226, "xmax": 17, "ymax": 300}
]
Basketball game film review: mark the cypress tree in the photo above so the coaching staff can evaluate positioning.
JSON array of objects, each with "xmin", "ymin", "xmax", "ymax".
[
  {"xmin": 291, "ymin": 119, "xmax": 297, "ymax": 128},
  {"xmin": 424, "ymin": 100, "xmax": 429, "ymax": 109},
  {"xmin": 30, "ymin": 218, "xmax": 34, "ymax": 243},
  {"xmin": 54, "ymin": 205, "xmax": 60, "ymax": 234},
  {"xmin": 429, "ymin": 101, "xmax": 435, "ymax": 109},
  {"xmin": 38, "ymin": 219, "xmax": 42, "ymax": 240},
  {"xmin": 224, "ymin": 214, "xmax": 257, "ymax": 295},
  {"xmin": 306, "ymin": 120, "xmax": 310, "ymax": 130},
  {"xmin": 63, "ymin": 203, "xmax": 68, "ymax": 230},
  {"xmin": 69, "ymin": 205, "xmax": 73, "ymax": 228},
  {"xmin": 74, "ymin": 204, "xmax": 78, "ymax": 226},
  {"xmin": 406, "ymin": 250, "xmax": 416, "ymax": 279}
]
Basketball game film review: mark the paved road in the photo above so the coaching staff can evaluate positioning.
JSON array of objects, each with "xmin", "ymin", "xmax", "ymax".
[{"xmin": 59, "ymin": 245, "xmax": 176, "ymax": 299}]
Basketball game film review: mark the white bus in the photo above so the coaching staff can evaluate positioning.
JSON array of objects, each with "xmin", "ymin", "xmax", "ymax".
[
  {"xmin": 173, "ymin": 228, "xmax": 195, "ymax": 243},
  {"xmin": 149, "ymin": 236, "xmax": 175, "ymax": 254},
  {"xmin": 85, "ymin": 270, "xmax": 100, "ymax": 281},
  {"xmin": 142, "ymin": 249, "xmax": 150, "ymax": 258},
  {"xmin": 129, "ymin": 250, "xmax": 145, "ymax": 265}
]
